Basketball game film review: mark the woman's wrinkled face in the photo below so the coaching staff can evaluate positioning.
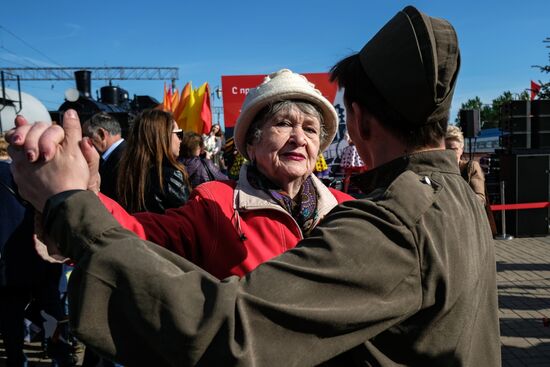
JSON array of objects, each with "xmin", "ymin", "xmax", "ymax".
[
  {"xmin": 445, "ymin": 138, "xmax": 463, "ymax": 163},
  {"xmin": 247, "ymin": 105, "xmax": 321, "ymax": 187},
  {"xmin": 171, "ymin": 121, "xmax": 182, "ymax": 158}
]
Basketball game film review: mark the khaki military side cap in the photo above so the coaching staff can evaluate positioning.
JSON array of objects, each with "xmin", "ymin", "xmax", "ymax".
[{"xmin": 359, "ymin": 6, "xmax": 460, "ymax": 125}]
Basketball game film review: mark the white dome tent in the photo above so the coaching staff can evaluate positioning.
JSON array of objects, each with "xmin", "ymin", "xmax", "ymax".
[{"xmin": 0, "ymin": 88, "xmax": 51, "ymax": 133}]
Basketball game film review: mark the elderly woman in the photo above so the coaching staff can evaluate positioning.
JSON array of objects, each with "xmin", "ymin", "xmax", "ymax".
[{"xmin": 87, "ymin": 69, "xmax": 351, "ymax": 278}]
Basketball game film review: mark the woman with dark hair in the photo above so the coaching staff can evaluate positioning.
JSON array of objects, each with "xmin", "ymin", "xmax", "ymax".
[
  {"xmin": 179, "ymin": 132, "xmax": 227, "ymax": 188},
  {"xmin": 117, "ymin": 109, "xmax": 190, "ymax": 213}
]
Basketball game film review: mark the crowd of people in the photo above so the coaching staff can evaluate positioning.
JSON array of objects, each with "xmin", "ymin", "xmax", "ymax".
[
  {"xmin": 1, "ymin": 136, "xmax": 79, "ymax": 366},
  {"xmin": 1, "ymin": 5, "xmax": 501, "ymax": 367}
]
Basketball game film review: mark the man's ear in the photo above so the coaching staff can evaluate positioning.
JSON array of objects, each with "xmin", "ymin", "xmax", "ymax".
[
  {"xmin": 351, "ymin": 102, "xmax": 371, "ymax": 140},
  {"xmin": 97, "ymin": 128, "xmax": 107, "ymax": 141}
]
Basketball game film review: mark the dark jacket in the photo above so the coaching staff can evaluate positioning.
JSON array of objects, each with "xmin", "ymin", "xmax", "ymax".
[
  {"xmin": 141, "ymin": 165, "xmax": 189, "ymax": 214},
  {"xmin": 99, "ymin": 140, "xmax": 126, "ymax": 202},
  {"xmin": 0, "ymin": 162, "xmax": 43, "ymax": 288},
  {"xmin": 180, "ymin": 156, "xmax": 228, "ymax": 188},
  {"xmin": 44, "ymin": 150, "xmax": 501, "ymax": 367}
]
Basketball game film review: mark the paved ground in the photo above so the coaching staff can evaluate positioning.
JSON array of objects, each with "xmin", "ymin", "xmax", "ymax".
[
  {"xmin": 497, "ymin": 236, "xmax": 550, "ymax": 366},
  {"xmin": 2, "ymin": 236, "xmax": 550, "ymax": 366}
]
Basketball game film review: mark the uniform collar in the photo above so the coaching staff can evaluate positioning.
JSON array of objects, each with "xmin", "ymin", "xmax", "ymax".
[{"xmin": 352, "ymin": 149, "xmax": 459, "ymax": 194}]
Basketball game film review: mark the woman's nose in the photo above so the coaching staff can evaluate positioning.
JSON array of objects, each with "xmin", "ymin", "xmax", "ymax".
[{"xmin": 290, "ymin": 127, "xmax": 307, "ymax": 145}]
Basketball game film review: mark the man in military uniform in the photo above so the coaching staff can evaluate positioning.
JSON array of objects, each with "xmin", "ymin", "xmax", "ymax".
[{"xmin": 8, "ymin": 6, "xmax": 500, "ymax": 366}]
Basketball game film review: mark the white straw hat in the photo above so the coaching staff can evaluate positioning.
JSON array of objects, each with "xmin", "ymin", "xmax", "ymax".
[{"xmin": 233, "ymin": 69, "xmax": 338, "ymax": 159}]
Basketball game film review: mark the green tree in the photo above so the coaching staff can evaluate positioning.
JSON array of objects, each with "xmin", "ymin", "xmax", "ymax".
[
  {"xmin": 532, "ymin": 37, "xmax": 550, "ymax": 99},
  {"xmin": 455, "ymin": 96, "xmax": 492, "ymax": 128}
]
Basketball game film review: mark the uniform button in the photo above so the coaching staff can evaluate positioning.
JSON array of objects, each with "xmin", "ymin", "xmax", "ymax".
[{"xmin": 421, "ymin": 176, "xmax": 431, "ymax": 185}]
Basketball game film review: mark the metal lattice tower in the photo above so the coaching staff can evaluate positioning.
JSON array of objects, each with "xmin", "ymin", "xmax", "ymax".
[{"xmin": 0, "ymin": 66, "xmax": 179, "ymax": 88}]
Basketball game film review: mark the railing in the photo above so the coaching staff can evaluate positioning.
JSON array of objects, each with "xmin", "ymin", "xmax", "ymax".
[{"xmin": 490, "ymin": 180, "xmax": 550, "ymax": 240}]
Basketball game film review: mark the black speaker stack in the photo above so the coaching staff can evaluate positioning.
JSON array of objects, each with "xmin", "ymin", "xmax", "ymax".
[
  {"xmin": 480, "ymin": 154, "xmax": 500, "ymax": 206},
  {"xmin": 500, "ymin": 100, "xmax": 550, "ymax": 151},
  {"xmin": 496, "ymin": 100, "xmax": 550, "ymax": 236},
  {"xmin": 498, "ymin": 154, "xmax": 550, "ymax": 237}
]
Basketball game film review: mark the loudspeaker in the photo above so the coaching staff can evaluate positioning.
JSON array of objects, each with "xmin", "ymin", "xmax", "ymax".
[
  {"xmin": 500, "ymin": 101, "xmax": 532, "ymax": 150},
  {"xmin": 531, "ymin": 100, "xmax": 550, "ymax": 115},
  {"xmin": 532, "ymin": 116, "xmax": 550, "ymax": 149},
  {"xmin": 501, "ymin": 100, "xmax": 530, "ymax": 116},
  {"xmin": 500, "ymin": 133, "xmax": 531, "ymax": 149},
  {"xmin": 459, "ymin": 109, "xmax": 480, "ymax": 138},
  {"xmin": 531, "ymin": 100, "xmax": 550, "ymax": 149},
  {"xmin": 499, "ymin": 153, "xmax": 550, "ymax": 236}
]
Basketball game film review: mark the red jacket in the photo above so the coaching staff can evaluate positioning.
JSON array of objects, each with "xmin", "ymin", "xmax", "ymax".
[{"xmin": 101, "ymin": 169, "xmax": 352, "ymax": 279}]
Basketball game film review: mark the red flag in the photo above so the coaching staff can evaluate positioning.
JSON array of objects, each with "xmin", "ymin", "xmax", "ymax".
[
  {"xmin": 161, "ymin": 83, "xmax": 171, "ymax": 111},
  {"xmin": 531, "ymin": 80, "xmax": 541, "ymax": 100},
  {"xmin": 174, "ymin": 82, "xmax": 191, "ymax": 124},
  {"xmin": 171, "ymin": 88, "xmax": 180, "ymax": 112},
  {"xmin": 200, "ymin": 83, "xmax": 212, "ymax": 135},
  {"xmin": 166, "ymin": 86, "xmax": 173, "ymax": 111},
  {"xmin": 157, "ymin": 83, "xmax": 168, "ymax": 110}
]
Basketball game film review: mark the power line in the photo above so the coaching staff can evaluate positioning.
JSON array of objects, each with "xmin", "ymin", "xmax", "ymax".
[
  {"xmin": 0, "ymin": 46, "xmax": 43, "ymax": 67},
  {"xmin": 0, "ymin": 26, "xmax": 74, "ymax": 88},
  {"xmin": 0, "ymin": 54, "xmax": 29, "ymax": 67},
  {"xmin": 0, "ymin": 25, "xmax": 64, "ymax": 67}
]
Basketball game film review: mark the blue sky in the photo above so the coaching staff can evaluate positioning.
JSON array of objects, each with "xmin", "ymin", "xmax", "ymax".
[{"xmin": 1, "ymin": 0, "xmax": 549, "ymax": 127}]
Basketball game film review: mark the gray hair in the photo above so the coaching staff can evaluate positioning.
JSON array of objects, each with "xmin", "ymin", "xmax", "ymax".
[
  {"xmin": 245, "ymin": 100, "xmax": 327, "ymax": 147},
  {"xmin": 82, "ymin": 112, "xmax": 122, "ymax": 137}
]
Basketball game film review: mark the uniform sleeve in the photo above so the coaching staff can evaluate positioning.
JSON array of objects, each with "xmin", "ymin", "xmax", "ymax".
[{"xmin": 44, "ymin": 191, "xmax": 422, "ymax": 366}]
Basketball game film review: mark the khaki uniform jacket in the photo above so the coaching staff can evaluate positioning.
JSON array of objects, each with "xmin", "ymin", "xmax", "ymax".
[
  {"xmin": 459, "ymin": 159, "xmax": 486, "ymax": 203},
  {"xmin": 44, "ymin": 150, "xmax": 501, "ymax": 367}
]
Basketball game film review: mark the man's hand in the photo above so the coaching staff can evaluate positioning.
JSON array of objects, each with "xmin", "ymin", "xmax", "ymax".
[
  {"xmin": 7, "ymin": 111, "xmax": 102, "ymax": 195},
  {"xmin": 7, "ymin": 109, "xmax": 90, "ymax": 212}
]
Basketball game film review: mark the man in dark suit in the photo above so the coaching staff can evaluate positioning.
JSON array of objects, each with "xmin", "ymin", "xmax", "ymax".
[
  {"xmin": 0, "ymin": 160, "xmax": 77, "ymax": 367},
  {"xmin": 82, "ymin": 112, "xmax": 126, "ymax": 202},
  {"xmin": 0, "ymin": 160, "xmax": 36, "ymax": 367}
]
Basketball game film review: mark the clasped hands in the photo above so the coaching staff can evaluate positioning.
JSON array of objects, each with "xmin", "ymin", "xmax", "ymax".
[{"xmin": 6, "ymin": 109, "xmax": 101, "ymax": 262}]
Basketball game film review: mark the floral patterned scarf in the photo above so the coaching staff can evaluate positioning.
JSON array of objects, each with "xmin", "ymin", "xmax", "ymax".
[{"xmin": 247, "ymin": 164, "xmax": 319, "ymax": 235}]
